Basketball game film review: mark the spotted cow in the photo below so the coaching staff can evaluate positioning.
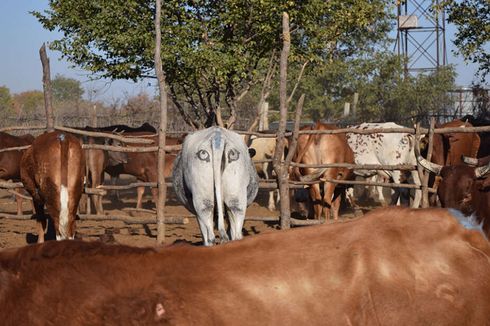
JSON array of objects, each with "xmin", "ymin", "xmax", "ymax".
[{"xmin": 346, "ymin": 122, "xmax": 421, "ymax": 208}]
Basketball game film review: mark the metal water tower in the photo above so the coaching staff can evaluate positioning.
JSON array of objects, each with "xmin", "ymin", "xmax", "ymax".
[{"xmin": 396, "ymin": 0, "xmax": 447, "ymax": 76}]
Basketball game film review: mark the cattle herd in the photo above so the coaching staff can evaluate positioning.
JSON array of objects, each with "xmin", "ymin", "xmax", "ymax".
[{"xmin": 0, "ymin": 116, "xmax": 489, "ymax": 324}]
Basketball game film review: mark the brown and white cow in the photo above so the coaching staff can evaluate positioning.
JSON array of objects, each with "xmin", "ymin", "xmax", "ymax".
[
  {"xmin": 0, "ymin": 132, "xmax": 34, "ymax": 215},
  {"xmin": 291, "ymin": 122, "xmax": 354, "ymax": 220},
  {"xmin": 418, "ymin": 155, "xmax": 490, "ymax": 238},
  {"xmin": 20, "ymin": 131, "xmax": 85, "ymax": 242},
  {"xmin": 1, "ymin": 207, "xmax": 489, "ymax": 325}
]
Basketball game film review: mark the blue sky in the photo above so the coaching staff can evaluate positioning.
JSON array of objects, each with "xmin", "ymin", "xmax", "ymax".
[{"xmin": 0, "ymin": 1, "xmax": 486, "ymax": 104}]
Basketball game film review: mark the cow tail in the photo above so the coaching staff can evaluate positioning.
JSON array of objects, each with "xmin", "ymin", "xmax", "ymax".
[
  {"xmin": 211, "ymin": 128, "xmax": 227, "ymax": 242},
  {"xmin": 58, "ymin": 133, "xmax": 70, "ymax": 239}
]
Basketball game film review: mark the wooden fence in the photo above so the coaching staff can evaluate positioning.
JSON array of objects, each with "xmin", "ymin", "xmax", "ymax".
[{"xmin": 1, "ymin": 122, "xmax": 489, "ymax": 231}]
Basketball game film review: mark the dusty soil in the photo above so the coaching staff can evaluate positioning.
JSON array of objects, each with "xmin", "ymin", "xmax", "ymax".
[{"xmin": 0, "ymin": 175, "xmax": 364, "ymax": 249}]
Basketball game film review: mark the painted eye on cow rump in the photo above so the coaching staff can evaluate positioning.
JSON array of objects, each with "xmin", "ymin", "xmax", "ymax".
[
  {"xmin": 196, "ymin": 150, "xmax": 210, "ymax": 162},
  {"xmin": 227, "ymin": 149, "xmax": 240, "ymax": 163}
]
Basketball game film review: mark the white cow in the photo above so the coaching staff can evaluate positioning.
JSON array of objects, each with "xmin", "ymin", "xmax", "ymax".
[
  {"xmin": 173, "ymin": 127, "xmax": 259, "ymax": 246},
  {"xmin": 246, "ymin": 135, "xmax": 279, "ymax": 211},
  {"xmin": 346, "ymin": 122, "xmax": 421, "ymax": 208}
]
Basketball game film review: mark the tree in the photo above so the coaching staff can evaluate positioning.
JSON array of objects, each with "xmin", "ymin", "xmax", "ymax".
[
  {"xmin": 282, "ymin": 53, "xmax": 456, "ymax": 124},
  {"xmin": 52, "ymin": 74, "xmax": 84, "ymax": 116},
  {"xmin": 52, "ymin": 74, "xmax": 84, "ymax": 103},
  {"xmin": 32, "ymin": 0, "xmax": 392, "ymax": 128},
  {"xmin": 12, "ymin": 91, "xmax": 44, "ymax": 119},
  {"xmin": 444, "ymin": 0, "xmax": 489, "ymax": 81},
  {"xmin": 0, "ymin": 86, "xmax": 13, "ymax": 113}
]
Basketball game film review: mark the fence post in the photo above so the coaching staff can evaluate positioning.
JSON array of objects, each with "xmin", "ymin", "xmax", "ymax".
[
  {"xmin": 39, "ymin": 43, "xmax": 54, "ymax": 131},
  {"xmin": 415, "ymin": 122, "xmax": 428, "ymax": 208},
  {"xmin": 154, "ymin": 0, "xmax": 168, "ymax": 244},
  {"xmin": 273, "ymin": 12, "xmax": 292, "ymax": 230},
  {"xmin": 421, "ymin": 118, "xmax": 435, "ymax": 207}
]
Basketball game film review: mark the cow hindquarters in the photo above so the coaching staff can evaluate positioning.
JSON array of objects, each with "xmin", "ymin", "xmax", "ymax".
[
  {"xmin": 211, "ymin": 129, "xmax": 228, "ymax": 243},
  {"xmin": 20, "ymin": 149, "xmax": 47, "ymax": 243}
]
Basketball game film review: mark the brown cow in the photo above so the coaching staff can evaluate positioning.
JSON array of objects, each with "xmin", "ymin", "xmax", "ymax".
[
  {"xmin": 106, "ymin": 133, "xmax": 183, "ymax": 209},
  {"xmin": 1, "ymin": 207, "xmax": 489, "ymax": 325},
  {"xmin": 72, "ymin": 123, "xmax": 156, "ymax": 214},
  {"xmin": 421, "ymin": 119, "xmax": 481, "ymax": 205},
  {"xmin": 20, "ymin": 131, "xmax": 85, "ymax": 242},
  {"xmin": 0, "ymin": 132, "xmax": 34, "ymax": 215},
  {"xmin": 418, "ymin": 155, "xmax": 490, "ymax": 238},
  {"xmin": 291, "ymin": 122, "xmax": 353, "ymax": 220}
]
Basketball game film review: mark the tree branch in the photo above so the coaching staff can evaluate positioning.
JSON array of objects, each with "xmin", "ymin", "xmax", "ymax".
[{"xmin": 287, "ymin": 60, "xmax": 308, "ymax": 104}]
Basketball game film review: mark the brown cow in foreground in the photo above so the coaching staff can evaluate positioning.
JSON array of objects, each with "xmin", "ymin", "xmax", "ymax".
[
  {"xmin": 20, "ymin": 131, "xmax": 85, "ymax": 242},
  {"xmin": 1, "ymin": 207, "xmax": 489, "ymax": 325},
  {"xmin": 0, "ymin": 132, "xmax": 34, "ymax": 215},
  {"xmin": 291, "ymin": 122, "xmax": 354, "ymax": 220}
]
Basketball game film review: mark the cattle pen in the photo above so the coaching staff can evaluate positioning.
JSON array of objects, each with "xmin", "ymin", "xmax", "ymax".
[
  {"xmin": 1, "ymin": 36, "xmax": 489, "ymax": 244},
  {"xmin": 1, "ymin": 120, "xmax": 489, "ymax": 237}
]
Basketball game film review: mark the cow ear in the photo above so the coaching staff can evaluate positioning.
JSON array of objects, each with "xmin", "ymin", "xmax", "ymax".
[{"xmin": 248, "ymin": 148, "xmax": 256, "ymax": 158}]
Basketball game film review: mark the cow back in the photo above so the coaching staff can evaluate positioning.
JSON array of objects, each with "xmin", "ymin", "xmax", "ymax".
[{"xmin": 1, "ymin": 207, "xmax": 489, "ymax": 325}]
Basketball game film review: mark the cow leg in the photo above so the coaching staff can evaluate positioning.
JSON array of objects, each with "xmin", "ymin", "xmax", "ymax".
[
  {"xmin": 21, "ymin": 168, "xmax": 47, "ymax": 243},
  {"xmin": 375, "ymin": 175, "xmax": 389, "ymax": 206},
  {"xmin": 345, "ymin": 187, "xmax": 356, "ymax": 208},
  {"xmin": 226, "ymin": 206, "xmax": 244, "ymax": 241},
  {"xmin": 331, "ymin": 190, "xmax": 342, "ymax": 221},
  {"xmin": 267, "ymin": 191, "xmax": 276, "ymax": 211},
  {"xmin": 194, "ymin": 205, "xmax": 215, "ymax": 246},
  {"xmin": 33, "ymin": 200, "xmax": 47, "ymax": 244},
  {"xmin": 309, "ymin": 184, "xmax": 323, "ymax": 219},
  {"xmin": 322, "ymin": 181, "xmax": 336, "ymax": 221},
  {"xmin": 224, "ymin": 193, "xmax": 247, "ymax": 241},
  {"xmin": 136, "ymin": 186, "xmax": 145, "ymax": 209},
  {"xmin": 264, "ymin": 163, "xmax": 276, "ymax": 211},
  {"xmin": 92, "ymin": 171, "xmax": 105, "ymax": 215},
  {"xmin": 151, "ymin": 187, "xmax": 159, "ymax": 210},
  {"xmin": 410, "ymin": 169, "xmax": 422, "ymax": 208},
  {"xmin": 110, "ymin": 175, "xmax": 121, "ymax": 201},
  {"xmin": 15, "ymin": 187, "xmax": 24, "ymax": 216}
]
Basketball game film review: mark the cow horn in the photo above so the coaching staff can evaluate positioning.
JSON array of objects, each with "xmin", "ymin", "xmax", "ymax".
[
  {"xmin": 462, "ymin": 155, "xmax": 478, "ymax": 167},
  {"xmin": 417, "ymin": 155, "xmax": 443, "ymax": 175},
  {"xmin": 475, "ymin": 162, "xmax": 490, "ymax": 178},
  {"xmin": 299, "ymin": 168, "xmax": 328, "ymax": 182}
]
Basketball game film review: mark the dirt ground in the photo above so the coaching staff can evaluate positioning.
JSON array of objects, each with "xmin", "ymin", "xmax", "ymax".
[
  {"xmin": 0, "ymin": 174, "xmax": 367, "ymax": 249},
  {"xmin": 0, "ymin": 176, "xmax": 284, "ymax": 249}
]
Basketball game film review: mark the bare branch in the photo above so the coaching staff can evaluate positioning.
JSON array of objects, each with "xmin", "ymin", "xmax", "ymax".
[{"xmin": 287, "ymin": 60, "xmax": 308, "ymax": 104}]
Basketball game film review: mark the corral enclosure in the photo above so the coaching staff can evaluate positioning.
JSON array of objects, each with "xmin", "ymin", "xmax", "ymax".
[{"xmin": 1, "ymin": 1, "xmax": 489, "ymax": 249}]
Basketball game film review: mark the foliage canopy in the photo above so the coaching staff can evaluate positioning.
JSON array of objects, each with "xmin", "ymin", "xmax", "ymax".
[{"xmin": 33, "ymin": 0, "xmax": 392, "ymax": 127}]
